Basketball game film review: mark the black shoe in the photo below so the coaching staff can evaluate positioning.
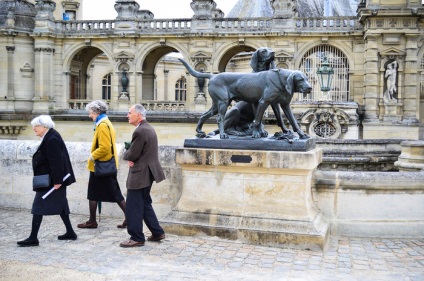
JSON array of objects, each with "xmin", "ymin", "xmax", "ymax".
[
  {"xmin": 58, "ymin": 233, "xmax": 78, "ymax": 240},
  {"xmin": 147, "ymin": 233, "xmax": 165, "ymax": 242},
  {"xmin": 17, "ymin": 238, "xmax": 39, "ymax": 247}
]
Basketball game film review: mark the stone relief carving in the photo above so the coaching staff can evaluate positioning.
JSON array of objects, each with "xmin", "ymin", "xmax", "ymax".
[{"xmin": 301, "ymin": 107, "xmax": 350, "ymax": 139}]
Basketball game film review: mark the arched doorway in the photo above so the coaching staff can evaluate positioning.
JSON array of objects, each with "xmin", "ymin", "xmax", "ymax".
[{"xmin": 142, "ymin": 46, "xmax": 180, "ymax": 100}]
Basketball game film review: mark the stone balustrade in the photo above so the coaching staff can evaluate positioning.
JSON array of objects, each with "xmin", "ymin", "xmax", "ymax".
[{"xmin": 54, "ymin": 16, "xmax": 360, "ymax": 35}]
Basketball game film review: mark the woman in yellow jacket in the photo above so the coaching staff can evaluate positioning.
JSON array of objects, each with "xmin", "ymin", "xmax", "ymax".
[{"xmin": 77, "ymin": 100, "xmax": 127, "ymax": 229}]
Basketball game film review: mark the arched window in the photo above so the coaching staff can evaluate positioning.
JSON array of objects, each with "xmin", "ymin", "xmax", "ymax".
[
  {"xmin": 102, "ymin": 74, "xmax": 111, "ymax": 100},
  {"xmin": 298, "ymin": 45, "xmax": 350, "ymax": 102},
  {"xmin": 175, "ymin": 77, "xmax": 186, "ymax": 101}
]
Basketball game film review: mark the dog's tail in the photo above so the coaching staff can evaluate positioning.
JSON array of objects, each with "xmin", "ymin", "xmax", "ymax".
[{"xmin": 178, "ymin": 58, "xmax": 213, "ymax": 79}]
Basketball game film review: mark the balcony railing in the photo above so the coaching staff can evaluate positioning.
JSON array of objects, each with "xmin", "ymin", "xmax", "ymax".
[
  {"xmin": 68, "ymin": 100, "xmax": 185, "ymax": 112},
  {"xmin": 55, "ymin": 16, "xmax": 361, "ymax": 35}
]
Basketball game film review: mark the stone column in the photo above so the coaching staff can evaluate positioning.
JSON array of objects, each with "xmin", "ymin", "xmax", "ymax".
[
  {"xmin": 363, "ymin": 35, "xmax": 380, "ymax": 122},
  {"xmin": 33, "ymin": 47, "xmax": 55, "ymax": 114},
  {"xmin": 0, "ymin": 46, "xmax": 16, "ymax": 113},
  {"xmin": 403, "ymin": 34, "xmax": 420, "ymax": 124}
]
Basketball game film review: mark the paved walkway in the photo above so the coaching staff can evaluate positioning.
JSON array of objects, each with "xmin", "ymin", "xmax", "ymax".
[{"xmin": 0, "ymin": 207, "xmax": 423, "ymax": 281}]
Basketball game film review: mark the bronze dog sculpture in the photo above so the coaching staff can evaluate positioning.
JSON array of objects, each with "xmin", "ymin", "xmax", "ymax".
[
  {"xmin": 179, "ymin": 58, "xmax": 312, "ymax": 139},
  {"xmin": 219, "ymin": 47, "xmax": 277, "ymax": 137}
]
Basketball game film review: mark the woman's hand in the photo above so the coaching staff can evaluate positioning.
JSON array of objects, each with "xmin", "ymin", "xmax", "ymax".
[
  {"xmin": 128, "ymin": 161, "xmax": 134, "ymax": 167},
  {"xmin": 54, "ymin": 184, "xmax": 61, "ymax": 190}
]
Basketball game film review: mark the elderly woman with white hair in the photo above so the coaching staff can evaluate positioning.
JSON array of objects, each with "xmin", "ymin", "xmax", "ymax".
[
  {"xmin": 17, "ymin": 115, "xmax": 77, "ymax": 247},
  {"xmin": 77, "ymin": 100, "xmax": 126, "ymax": 229}
]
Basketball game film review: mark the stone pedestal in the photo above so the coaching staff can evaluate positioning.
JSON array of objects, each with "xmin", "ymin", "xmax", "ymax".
[
  {"xmin": 394, "ymin": 140, "xmax": 424, "ymax": 171},
  {"xmin": 162, "ymin": 145, "xmax": 329, "ymax": 250},
  {"xmin": 380, "ymin": 102, "xmax": 402, "ymax": 122}
]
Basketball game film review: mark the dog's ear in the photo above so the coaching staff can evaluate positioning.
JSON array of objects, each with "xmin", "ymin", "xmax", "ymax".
[
  {"xmin": 250, "ymin": 50, "xmax": 259, "ymax": 72},
  {"xmin": 285, "ymin": 72, "xmax": 295, "ymax": 95}
]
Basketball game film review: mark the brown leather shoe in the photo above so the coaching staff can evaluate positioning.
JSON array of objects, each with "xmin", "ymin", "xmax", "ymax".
[
  {"xmin": 77, "ymin": 221, "xmax": 98, "ymax": 229},
  {"xmin": 147, "ymin": 233, "xmax": 165, "ymax": 242},
  {"xmin": 117, "ymin": 220, "xmax": 127, "ymax": 228},
  {"xmin": 119, "ymin": 239, "xmax": 145, "ymax": 248}
]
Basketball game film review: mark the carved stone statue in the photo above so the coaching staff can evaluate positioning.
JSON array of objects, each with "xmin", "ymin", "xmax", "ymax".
[{"xmin": 384, "ymin": 61, "xmax": 397, "ymax": 103}]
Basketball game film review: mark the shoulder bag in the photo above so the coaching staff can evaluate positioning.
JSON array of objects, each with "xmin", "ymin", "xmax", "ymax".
[
  {"xmin": 33, "ymin": 174, "xmax": 51, "ymax": 189},
  {"xmin": 94, "ymin": 123, "xmax": 117, "ymax": 177}
]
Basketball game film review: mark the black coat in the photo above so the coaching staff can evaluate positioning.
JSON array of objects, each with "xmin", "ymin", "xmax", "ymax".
[{"xmin": 32, "ymin": 129, "xmax": 76, "ymax": 192}]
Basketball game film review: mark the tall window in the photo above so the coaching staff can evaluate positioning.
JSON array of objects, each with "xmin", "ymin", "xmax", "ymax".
[
  {"xmin": 175, "ymin": 77, "xmax": 186, "ymax": 101},
  {"xmin": 298, "ymin": 45, "xmax": 350, "ymax": 102},
  {"xmin": 102, "ymin": 74, "xmax": 111, "ymax": 100}
]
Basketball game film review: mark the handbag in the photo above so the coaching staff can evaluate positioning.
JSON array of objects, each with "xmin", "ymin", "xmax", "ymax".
[
  {"xmin": 33, "ymin": 174, "xmax": 51, "ymax": 189},
  {"xmin": 94, "ymin": 123, "xmax": 117, "ymax": 177},
  {"xmin": 94, "ymin": 156, "xmax": 117, "ymax": 177}
]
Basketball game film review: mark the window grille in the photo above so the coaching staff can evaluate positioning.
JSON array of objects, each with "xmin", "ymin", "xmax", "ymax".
[
  {"xmin": 297, "ymin": 45, "xmax": 350, "ymax": 102},
  {"xmin": 175, "ymin": 77, "xmax": 186, "ymax": 101},
  {"xmin": 102, "ymin": 74, "xmax": 111, "ymax": 100}
]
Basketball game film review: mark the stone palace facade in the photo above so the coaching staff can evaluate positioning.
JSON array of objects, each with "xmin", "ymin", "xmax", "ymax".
[{"xmin": 0, "ymin": 0, "xmax": 423, "ymax": 141}]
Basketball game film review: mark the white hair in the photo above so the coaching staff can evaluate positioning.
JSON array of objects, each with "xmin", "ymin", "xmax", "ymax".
[
  {"xmin": 31, "ymin": 115, "xmax": 55, "ymax": 129},
  {"xmin": 86, "ymin": 100, "xmax": 108, "ymax": 114}
]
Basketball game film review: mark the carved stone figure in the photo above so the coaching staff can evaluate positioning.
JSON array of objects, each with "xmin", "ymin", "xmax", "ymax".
[{"xmin": 384, "ymin": 61, "xmax": 397, "ymax": 103}]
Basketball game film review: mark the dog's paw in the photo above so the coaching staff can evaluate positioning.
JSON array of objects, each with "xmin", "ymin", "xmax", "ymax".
[
  {"xmin": 251, "ymin": 131, "xmax": 261, "ymax": 138},
  {"xmin": 298, "ymin": 132, "xmax": 310, "ymax": 139},
  {"xmin": 220, "ymin": 133, "xmax": 229, "ymax": 139},
  {"xmin": 260, "ymin": 131, "xmax": 268, "ymax": 138},
  {"xmin": 196, "ymin": 132, "xmax": 207, "ymax": 138}
]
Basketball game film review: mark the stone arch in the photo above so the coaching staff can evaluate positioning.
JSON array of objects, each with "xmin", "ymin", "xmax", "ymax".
[
  {"xmin": 62, "ymin": 43, "xmax": 114, "ymax": 106},
  {"xmin": 213, "ymin": 42, "xmax": 260, "ymax": 72},
  {"xmin": 135, "ymin": 42, "xmax": 189, "ymax": 101}
]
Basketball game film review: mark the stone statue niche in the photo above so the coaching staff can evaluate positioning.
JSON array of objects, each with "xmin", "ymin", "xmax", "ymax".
[{"xmin": 383, "ymin": 60, "xmax": 398, "ymax": 103}]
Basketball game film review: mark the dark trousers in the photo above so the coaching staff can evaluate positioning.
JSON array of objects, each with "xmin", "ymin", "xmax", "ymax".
[{"xmin": 126, "ymin": 185, "xmax": 164, "ymax": 242}]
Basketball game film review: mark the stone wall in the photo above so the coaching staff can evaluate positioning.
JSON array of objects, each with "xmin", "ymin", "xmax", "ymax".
[{"xmin": 1, "ymin": 139, "xmax": 423, "ymax": 238}]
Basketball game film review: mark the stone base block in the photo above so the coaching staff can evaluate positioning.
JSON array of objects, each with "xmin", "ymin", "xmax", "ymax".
[
  {"xmin": 163, "ymin": 211, "xmax": 329, "ymax": 250},
  {"xmin": 165, "ymin": 147, "xmax": 329, "ymax": 250}
]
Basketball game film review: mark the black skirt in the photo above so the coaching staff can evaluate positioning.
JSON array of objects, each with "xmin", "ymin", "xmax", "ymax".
[
  {"xmin": 87, "ymin": 172, "xmax": 125, "ymax": 202},
  {"xmin": 32, "ymin": 186, "xmax": 70, "ymax": 216}
]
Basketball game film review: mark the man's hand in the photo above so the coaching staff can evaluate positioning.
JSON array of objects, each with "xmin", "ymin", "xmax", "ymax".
[
  {"xmin": 128, "ymin": 161, "xmax": 134, "ymax": 167},
  {"xmin": 54, "ymin": 184, "xmax": 61, "ymax": 190}
]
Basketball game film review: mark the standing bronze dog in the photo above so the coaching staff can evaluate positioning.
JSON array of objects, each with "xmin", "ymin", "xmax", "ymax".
[{"xmin": 179, "ymin": 58, "xmax": 312, "ymax": 139}]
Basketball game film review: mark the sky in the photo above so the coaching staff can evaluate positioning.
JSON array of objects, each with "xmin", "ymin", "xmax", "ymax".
[{"xmin": 83, "ymin": 0, "xmax": 239, "ymax": 20}]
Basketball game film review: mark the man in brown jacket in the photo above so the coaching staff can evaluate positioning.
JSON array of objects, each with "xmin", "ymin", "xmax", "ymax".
[{"xmin": 119, "ymin": 104, "xmax": 166, "ymax": 248}]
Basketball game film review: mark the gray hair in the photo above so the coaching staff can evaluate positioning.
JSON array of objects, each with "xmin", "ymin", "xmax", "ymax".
[
  {"xmin": 86, "ymin": 100, "xmax": 108, "ymax": 114},
  {"xmin": 133, "ymin": 104, "xmax": 146, "ymax": 118},
  {"xmin": 31, "ymin": 115, "xmax": 55, "ymax": 129}
]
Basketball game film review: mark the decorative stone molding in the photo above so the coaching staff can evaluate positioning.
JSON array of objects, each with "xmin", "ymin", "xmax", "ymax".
[
  {"xmin": 5, "ymin": 46, "xmax": 15, "ymax": 52},
  {"xmin": 114, "ymin": 0, "xmax": 140, "ymax": 20},
  {"xmin": 190, "ymin": 0, "xmax": 217, "ymax": 20},
  {"xmin": 301, "ymin": 106, "xmax": 350, "ymax": 139},
  {"xmin": 35, "ymin": 0, "xmax": 56, "ymax": 21},
  {"xmin": 114, "ymin": 51, "xmax": 135, "ymax": 63},
  {"xmin": 275, "ymin": 50, "xmax": 293, "ymax": 63},
  {"xmin": 137, "ymin": 10, "xmax": 154, "ymax": 20},
  {"xmin": 34, "ymin": 48, "xmax": 55, "ymax": 53},
  {"xmin": 20, "ymin": 63, "xmax": 34, "ymax": 78},
  {"xmin": 190, "ymin": 51, "xmax": 212, "ymax": 65},
  {"xmin": 271, "ymin": 0, "xmax": 296, "ymax": 19},
  {"xmin": 61, "ymin": 0, "xmax": 80, "ymax": 10}
]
